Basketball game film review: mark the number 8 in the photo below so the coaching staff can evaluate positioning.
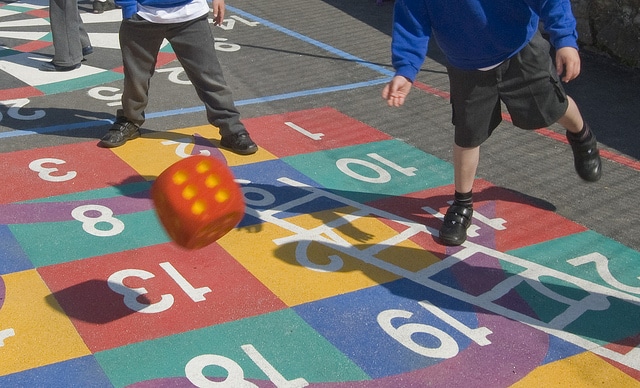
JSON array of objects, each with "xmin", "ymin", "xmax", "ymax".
[{"xmin": 71, "ymin": 204, "xmax": 125, "ymax": 237}]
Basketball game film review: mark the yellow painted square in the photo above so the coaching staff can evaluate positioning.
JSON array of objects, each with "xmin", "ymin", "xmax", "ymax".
[
  {"xmin": 0, "ymin": 270, "xmax": 90, "ymax": 375},
  {"xmin": 511, "ymin": 351, "xmax": 640, "ymax": 387},
  {"xmin": 110, "ymin": 125, "xmax": 276, "ymax": 179},
  {"xmin": 218, "ymin": 206, "xmax": 439, "ymax": 306}
]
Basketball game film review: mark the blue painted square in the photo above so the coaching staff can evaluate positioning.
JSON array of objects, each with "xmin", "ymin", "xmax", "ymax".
[
  {"xmin": 293, "ymin": 278, "xmax": 480, "ymax": 378},
  {"xmin": 0, "ymin": 356, "xmax": 112, "ymax": 387},
  {"xmin": 231, "ymin": 159, "xmax": 349, "ymax": 227},
  {"xmin": 0, "ymin": 225, "xmax": 33, "ymax": 275}
]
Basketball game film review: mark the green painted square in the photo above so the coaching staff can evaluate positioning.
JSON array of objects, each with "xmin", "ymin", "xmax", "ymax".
[
  {"xmin": 95, "ymin": 309, "xmax": 370, "ymax": 387},
  {"xmin": 505, "ymin": 231, "xmax": 640, "ymax": 345},
  {"xmin": 38, "ymin": 71, "xmax": 124, "ymax": 95},
  {"xmin": 283, "ymin": 140, "xmax": 453, "ymax": 203}
]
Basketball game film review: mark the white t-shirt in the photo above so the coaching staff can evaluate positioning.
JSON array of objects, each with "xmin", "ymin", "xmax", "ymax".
[{"xmin": 137, "ymin": 0, "xmax": 210, "ymax": 23}]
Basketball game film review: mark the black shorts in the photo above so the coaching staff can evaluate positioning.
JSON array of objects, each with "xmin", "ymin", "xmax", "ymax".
[{"xmin": 447, "ymin": 31, "xmax": 569, "ymax": 148}]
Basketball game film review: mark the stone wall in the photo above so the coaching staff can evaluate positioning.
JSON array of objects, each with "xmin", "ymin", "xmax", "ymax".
[{"xmin": 571, "ymin": 0, "xmax": 640, "ymax": 67}]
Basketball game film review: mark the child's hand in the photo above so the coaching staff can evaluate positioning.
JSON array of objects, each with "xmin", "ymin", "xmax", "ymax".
[
  {"xmin": 382, "ymin": 75, "xmax": 412, "ymax": 107},
  {"xmin": 556, "ymin": 47, "xmax": 581, "ymax": 83},
  {"xmin": 212, "ymin": 0, "xmax": 225, "ymax": 26}
]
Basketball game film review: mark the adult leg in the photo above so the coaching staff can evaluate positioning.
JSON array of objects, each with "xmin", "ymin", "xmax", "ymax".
[
  {"xmin": 78, "ymin": 10, "xmax": 92, "ymax": 54},
  {"xmin": 48, "ymin": 0, "xmax": 83, "ymax": 67}
]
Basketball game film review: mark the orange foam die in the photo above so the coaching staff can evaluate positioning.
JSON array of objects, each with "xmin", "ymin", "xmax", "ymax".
[{"xmin": 151, "ymin": 155, "xmax": 245, "ymax": 249}]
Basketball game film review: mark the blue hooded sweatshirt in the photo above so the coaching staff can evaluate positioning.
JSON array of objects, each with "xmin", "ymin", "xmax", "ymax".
[
  {"xmin": 391, "ymin": 0, "xmax": 579, "ymax": 81},
  {"xmin": 115, "ymin": 0, "xmax": 192, "ymax": 19}
]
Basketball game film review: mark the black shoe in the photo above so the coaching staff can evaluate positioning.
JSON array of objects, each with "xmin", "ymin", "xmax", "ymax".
[
  {"xmin": 82, "ymin": 46, "xmax": 93, "ymax": 57},
  {"xmin": 40, "ymin": 61, "xmax": 81, "ymax": 72},
  {"xmin": 99, "ymin": 117, "xmax": 141, "ymax": 148},
  {"xmin": 220, "ymin": 131, "xmax": 258, "ymax": 155},
  {"xmin": 567, "ymin": 130, "xmax": 602, "ymax": 182},
  {"xmin": 439, "ymin": 203, "xmax": 473, "ymax": 246}
]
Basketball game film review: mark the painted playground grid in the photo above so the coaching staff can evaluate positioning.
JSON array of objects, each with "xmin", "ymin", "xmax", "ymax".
[
  {"xmin": 1, "ymin": 1, "xmax": 640, "ymax": 386},
  {"xmin": 1, "ymin": 107, "xmax": 639, "ymax": 386}
]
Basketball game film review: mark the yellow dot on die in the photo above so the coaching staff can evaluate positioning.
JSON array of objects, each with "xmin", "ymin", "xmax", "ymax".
[
  {"xmin": 215, "ymin": 189, "xmax": 230, "ymax": 203},
  {"xmin": 191, "ymin": 200, "xmax": 206, "ymax": 215},
  {"xmin": 172, "ymin": 170, "xmax": 188, "ymax": 185},
  {"xmin": 205, "ymin": 174, "xmax": 220, "ymax": 188},
  {"xmin": 182, "ymin": 185, "xmax": 197, "ymax": 200},
  {"xmin": 196, "ymin": 161, "xmax": 210, "ymax": 174}
]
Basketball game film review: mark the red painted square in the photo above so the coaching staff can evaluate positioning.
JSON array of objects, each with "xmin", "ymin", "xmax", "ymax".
[
  {"xmin": 243, "ymin": 107, "xmax": 392, "ymax": 157},
  {"xmin": 38, "ymin": 242, "xmax": 286, "ymax": 352},
  {"xmin": 0, "ymin": 141, "xmax": 145, "ymax": 204},
  {"xmin": 368, "ymin": 179, "xmax": 587, "ymax": 252},
  {"xmin": 0, "ymin": 86, "xmax": 43, "ymax": 100}
]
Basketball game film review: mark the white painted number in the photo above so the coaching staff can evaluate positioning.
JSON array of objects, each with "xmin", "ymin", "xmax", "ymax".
[
  {"xmin": 378, "ymin": 302, "xmax": 492, "ymax": 359},
  {"xmin": 162, "ymin": 138, "xmax": 211, "ymax": 157},
  {"xmin": 29, "ymin": 158, "xmax": 77, "ymax": 182},
  {"xmin": 214, "ymin": 38, "xmax": 241, "ymax": 52},
  {"xmin": 0, "ymin": 328, "xmax": 15, "ymax": 347},
  {"xmin": 336, "ymin": 153, "xmax": 416, "ymax": 183},
  {"xmin": 88, "ymin": 86, "xmax": 123, "ymax": 107},
  {"xmin": 108, "ymin": 262, "xmax": 211, "ymax": 313},
  {"xmin": 71, "ymin": 204, "xmax": 125, "ymax": 237},
  {"xmin": 155, "ymin": 67, "xmax": 192, "ymax": 85},
  {"xmin": 378, "ymin": 309, "xmax": 459, "ymax": 359},
  {"xmin": 185, "ymin": 344, "xmax": 308, "ymax": 388},
  {"xmin": 0, "ymin": 98, "xmax": 45, "ymax": 121},
  {"xmin": 108, "ymin": 269, "xmax": 175, "ymax": 313}
]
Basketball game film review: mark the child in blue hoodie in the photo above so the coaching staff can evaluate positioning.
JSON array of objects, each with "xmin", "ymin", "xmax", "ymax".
[
  {"xmin": 99, "ymin": 0, "xmax": 258, "ymax": 155},
  {"xmin": 382, "ymin": 0, "xmax": 602, "ymax": 246}
]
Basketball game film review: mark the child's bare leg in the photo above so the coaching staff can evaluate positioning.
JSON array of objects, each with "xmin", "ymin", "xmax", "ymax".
[
  {"xmin": 454, "ymin": 144, "xmax": 480, "ymax": 194},
  {"xmin": 557, "ymin": 96, "xmax": 584, "ymax": 133},
  {"xmin": 438, "ymin": 144, "xmax": 479, "ymax": 246},
  {"xmin": 557, "ymin": 96, "xmax": 602, "ymax": 182}
]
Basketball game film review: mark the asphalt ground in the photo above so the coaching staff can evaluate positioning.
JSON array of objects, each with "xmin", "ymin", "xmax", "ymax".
[{"xmin": 1, "ymin": 0, "xmax": 640, "ymax": 386}]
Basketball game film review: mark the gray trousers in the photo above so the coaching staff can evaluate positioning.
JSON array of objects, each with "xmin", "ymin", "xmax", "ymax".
[
  {"xmin": 119, "ymin": 14, "xmax": 246, "ymax": 137},
  {"xmin": 49, "ymin": 0, "xmax": 91, "ymax": 66}
]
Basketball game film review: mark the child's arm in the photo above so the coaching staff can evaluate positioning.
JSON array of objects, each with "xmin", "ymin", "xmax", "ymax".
[
  {"xmin": 382, "ymin": 75, "xmax": 412, "ymax": 107},
  {"xmin": 555, "ymin": 46, "xmax": 581, "ymax": 83}
]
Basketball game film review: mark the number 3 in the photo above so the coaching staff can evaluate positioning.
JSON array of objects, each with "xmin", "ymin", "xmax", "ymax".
[{"xmin": 29, "ymin": 158, "xmax": 77, "ymax": 182}]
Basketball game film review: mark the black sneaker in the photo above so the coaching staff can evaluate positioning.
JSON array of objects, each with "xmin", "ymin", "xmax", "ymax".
[
  {"xmin": 220, "ymin": 131, "xmax": 258, "ymax": 155},
  {"xmin": 93, "ymin": 0, "xmax": 116, "ymax": 13},
  {"xmin": 40, "ymin": 61, "xmax": 80, "ymax": 72},
  {"xmin": 567, "ymin": 130, "xmax": 602, "ymax": 182},
  {"xmin": 99, "ymin": 117, "xmax": 141, "ymax": 148},
  {"xmin": 438, "ymin": 203, "xmax": 473, "ymax": 246}
]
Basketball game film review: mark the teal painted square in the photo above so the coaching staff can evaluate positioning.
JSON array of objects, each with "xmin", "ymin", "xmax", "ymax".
[
  {"xmin": 9, "ymin": 209, "xmax": 169, "ymax": 267},
  {"xmin": 10, "ymin": 181, "xmax": 165, "ymax": 266},
  {"xmin": 38, "ymin": 71, "xmax": 124, "ymax": 96},
  {"xmin": 0, "ymin": 48, "xmax": 21, "ymax": 58},
  {"xmin": 95, "ymin": 309, "xmax": 369, "ymax": 387},
  {"xmin": 506, "ymin": 231, "xmax": 640, "ymax": 346},
  {"xmin": 283, "ymin": 140, "xmax": 453, "ymax": 203}
]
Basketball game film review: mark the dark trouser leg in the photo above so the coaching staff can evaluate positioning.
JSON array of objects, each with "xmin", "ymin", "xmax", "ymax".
[
  {"xmin": 166, "ymin": 16, "xmax": 245, "ymax": 137},
  {"xmin": 49, "ymin": 0, "xmax": 84, "ymax": 66},
  {"xmin": 119, "ymin": 16, "xmax": 166, "ymax": 126}
]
